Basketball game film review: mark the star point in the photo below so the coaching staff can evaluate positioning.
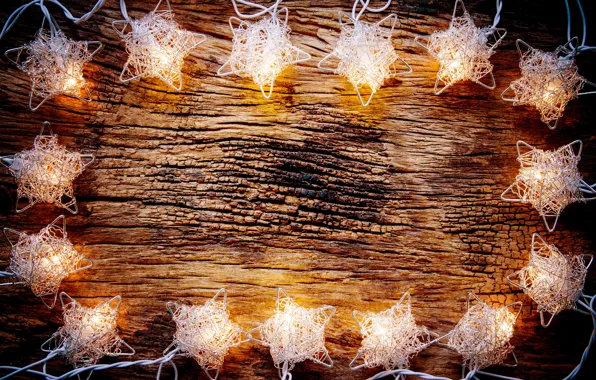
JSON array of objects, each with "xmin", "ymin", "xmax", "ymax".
[
  {"xmin": 0, "ymin": 122, "xmax": 94, "ymax": 214},
  {"xmin": 350, "ymin": 292, "xmax": 431, "ymax": 372},
  {"xmin": 113, "ymin": 1, "xmax": 205, "ymax": 91},
  {"xmin": 1, "ymin": 215, "xmax": 92, "ymax": 308},
  {"xmin": 501, "ymin": 38, "xmax": 593, "ymax": 129},
  {"xmin": 41, "ymin": 293, "xmax": 134, "ymax": 368},
  {"xmin": 165, "ymin": 289, "xmax": 245, "ymax": 380},
  {"xmin": 318, "ymin": 11, "xmax": 411, "ymax": 106},
  {"xmin": 415, "ymin": 0, "xmax": 506, "ymax": 95},
  {"xmin": 247, "ymin": 288, "xmax": 335, "ymax": 378},
  {"xmin": 5, "ymin": 29, "xmax": 101, "ymax": 111},
  {"xmin": 501, "ymin": 140, "xmax": 596, "ymax": 232},
  {"xmin": 217, "ymin": 8, "xmax": 311, "ymax": 99},
  {"xmin": 508, "ymin": 233, "xmax": 593, "ymax": 327}
]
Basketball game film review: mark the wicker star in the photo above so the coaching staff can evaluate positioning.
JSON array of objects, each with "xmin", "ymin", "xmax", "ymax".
[
  {"xmin": 501, "ymin": 140, "xmax": 596, "ymax": 232},
  {"xmin": 0, "ymin": 122, "xmax": 94, "ymax": 214},
  {"xmin": 217, "ymin": 7, "xmax": 311, "ymax": 99},
  {"xmin": 445, "ymin": 293, "xmax": 521, "ymax": 373},
  {"xmin": 350, "ymin": 292, "xmax": 431, "ymax": 373},
  {"xmin": 501, "ymin": 38, "xmax": 595, "ymax": 129},
  {"xmin": 415, "ymin": 0, "xmax": 506, "ymax": 95},
  {"xmin": 318, "ymin": 12, "xmax": 411, "ymax": 106},
  {"xmin": 164, "ymin": 289, "xmax": 246, "ymax": 380},
  {"xmin": 508, "ymin": 233, "xmax": 593, "ymax": 327},
  {"xmin": 41, "ymin": 293, "xmax": 135, "ymax": 368},
  {"xmin": 246, "ymin": 288, "xmax": 335, "ymax": 379},
  {"xmin": 4, "ymin": 29, "xmax": 101, "ymax": 111},
  {"xmin": 113, "ymin": 0, "xmax": 206, "ymax": 91},
  {"xmin": 1, "ymin": 215, "xmax": 92, "ymax": 309}
]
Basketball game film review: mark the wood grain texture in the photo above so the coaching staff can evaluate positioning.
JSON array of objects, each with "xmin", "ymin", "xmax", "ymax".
[{"xmin": 0, "ymin": 0, "xmax": 595, "ymax": 379}]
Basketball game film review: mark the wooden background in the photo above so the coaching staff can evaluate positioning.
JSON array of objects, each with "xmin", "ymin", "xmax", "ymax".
[{"xmin": 0, "ymin": 0, "xmax": 595, "ymax": 379}]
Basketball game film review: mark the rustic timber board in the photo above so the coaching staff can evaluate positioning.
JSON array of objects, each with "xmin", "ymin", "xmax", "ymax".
[{"xmin": 0, "ymin": 0, "xmax": 595, "ymax": 379}]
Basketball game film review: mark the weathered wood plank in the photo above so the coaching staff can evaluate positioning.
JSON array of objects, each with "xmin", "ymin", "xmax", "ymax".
[{"xmin": 0, "ymin": 0, "xmax": 595, "ymax": 379}]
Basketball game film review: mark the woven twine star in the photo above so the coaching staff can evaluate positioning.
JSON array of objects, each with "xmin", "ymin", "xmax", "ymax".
[
  {"xmin": 165, "ymin": 289, "xmax": 245, "ymax": 380},
  {"xmin": 318, "ymin": 12, "xmax": 411, "ymax": 106},
  {"xmin": 113, "ymin": 0, "xmax": 205, "ymax": 91},
  {"xmin": 502, "ymin": 38, "xmax": 595, "ymax": 129},
  {"xmin": 350, "ymin": 292, "xmax": 431, "ymax": 372},
  {"xmin": 218, "ymin": 7, "xmax": 311, "ymax": 99},
  {"xmin": 4, "ymin": 29, "xmax": 101, "ymax": 111},
  {"xmin": 501, "ymin": 140, "xmax": 596, "ymax": 232},
  {"xmin": 247, "ymin": 288, "xmax": 335, "ymax": 378},
  {"xmin": 41, "ymin": 293, "xmax": 134, "ymax": 368},
  {"xmin": 508, "ymin": 233, "xmax": 593, "ymax": 327},
  {"xmin": 1, "ymin": 215, "xmax": 92, "ymax": 308},
  {"xmin": 0, "ymin": 122, "xmax": 94, "ymax": 214},
  {"xmin": 415, "ymin": 0, "xmax": 506, "ymax": 94},
  {"xmin": 446, "ymin": 294, "xmax": 521, "ymax": 373}
]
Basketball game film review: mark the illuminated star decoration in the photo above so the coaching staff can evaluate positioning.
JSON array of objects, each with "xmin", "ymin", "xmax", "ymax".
[
  {"xmin": 1, "ymin": 215, "xmax": 92, "ymax": 309},
  {"xmin": 508, "ymin": 233, "xmax": 593, "ymax": 327},
  {"xmin": 0, "ymin": 122, "xmax": 94, "ymax": 214},
  {"xmin": 501, "ymin": 38, "xmax": 595, "ymax": 129},
  {"xmin": 164, "ymin": 289, "xmax": 246, "ymax": 380},
  {"xmin": 350, "ymin": 292, "xmax": 431, "ymax": 374},
  {"xmin": 41, "ymin": 293, "xmax": 135, "ymax": 368},
  {"xmin": 217, "ymin": 5, "xmax": 311, "ymax": 99},
  {"xmin": 318, "ymin": 7, "xmax": 411, "ymax": 106},
  {"xmin": 4, "ymin": 29, "xmax": 101, "ymax": 111},
  {"xmin": 113, "ymin": 0, "xmax": 206, "ymax": 91},
  {"xmin": 246, "ymin": 288, "xmax": 335, "ymax": 379},
  {"xmin": 501, "ymin": 140, "xmax": 596, "ymax": 232},
  {"xmin": 445, "ymin": 293, "xmax": 521, "ymax": 374},
  {"xmin": 415, "ymin": 0, "xmax": 506, "ymax": 95}
]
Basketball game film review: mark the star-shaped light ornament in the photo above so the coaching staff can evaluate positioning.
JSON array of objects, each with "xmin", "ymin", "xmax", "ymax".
[
  {"xmin": 0, "ymin": 122, "xmax": 94, "ymax": 214},
  {"xmin": 164, "ymin": 289, "xmax": 246, "ymax": 380},
  {"xmin": 415, "ymin": 0, "xmax": 506, "ymax": 95},
  {"xmin": 217, "ymin": 2, "xmax": 311, "ymax": 99},
  {"xmin": 508, "ymin": 233, "xmax": 593, "ymax": 327},
  {"xmin": 0, "ymin": 215, "xmax": 92, "ymax": 308},
  {"xmin": 247, "ymin": 288, "xmax": 335, "ymax": 379},
  {"xmin": 501, "ymin": 38, "xmax": 595, "ymax": 129},
  {"xmin": 41, "ymin": 293, "xmax": 135, "ymax": 368},
  {"xmin": 501, "ymin": 140, "xmax": 596, "ymax": 232},
  {"xmin": 113, "ymin": 0, "xmax": 206, "ymax": 91},
  {"xmin": 318, "ymin": 4, "xmax": 411, "ymax": 106},
  {"xmin": 444, "ymin": 294, "xmax": 521, "ymax": 375},
  {"xmin": 350, "ymin": 292, "xmax": 431, "ymax": 376},
  {"xmin": 4, "ymin": 29, "xmax": 101, "ymax": 111}
]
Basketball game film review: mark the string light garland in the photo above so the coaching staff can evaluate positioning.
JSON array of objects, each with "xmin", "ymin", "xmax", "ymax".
[
  {"xmin": 415, "ymin": 0, "xmax": 506, "ymax": 95},
  {"xmin": 0, "ymin": 215, "xmax": 92, "ymax": 308},
  {"xmin": 508, "ymin": 233, "xmax": 593, "ymax": 327},
  {"xmin": 217, "ymin": 0, "xmax": 311, "ymax": 99},
  {"xmin": 350, "ymin": 292, "xmax": 432, "ymax": 376},
  {"xmin": 246, "ymin": 288, "xmax": 335, "ymax": 380},
  {"xmin": 501, "ymin": 140, "xmax": 596, "ymax": 232},
  {"xmin": 163, "ymin": 289, "xmax": 246, "ymax": 380},
  {"xmin": 113, "ymin": 0, "xmax": 206, "ymax": 91},
  {"xmin": 440, "ymin": 294, "xmax": 522, "ymax": 380},
  {"xmin": 317, "ymin": 0, "xmax": 411, "ymax": 106},
  {"xmin": 0, "ymin": 122, "xmax": 94, "ymax": 214}
]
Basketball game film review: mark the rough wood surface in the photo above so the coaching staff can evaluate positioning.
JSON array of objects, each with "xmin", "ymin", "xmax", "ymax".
[{"xmin": 0, "ymin": 0, "xmax": 595, "ymax": 379}]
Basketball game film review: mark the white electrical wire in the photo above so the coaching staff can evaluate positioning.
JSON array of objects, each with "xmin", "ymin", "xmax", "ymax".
[
  {"xmin": 352, "ymin": 0, "xmax": 392, "ymax": 22},
  {"xmin": 564, "ymin": 0, "xmax": 595, "ymax": 53},
  {"xmin": 492, "ymin": 0, "xmax": 503, "ymax": 28},
  {"xmin": 563, "ymin": 294, "xmax": 596, "ymax": 380},
  {"xmin": 0, "ymin": 0, "xmax": 105, "ymax": 40},
  {"xmin": 231, "ymin": 0, "xmax": 282, "ymax": 19}
]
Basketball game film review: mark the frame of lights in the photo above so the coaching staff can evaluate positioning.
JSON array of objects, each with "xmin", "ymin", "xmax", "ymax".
[{"xmin": 0, "ymin": 0, "xmax": 595, "ymax": 380}]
